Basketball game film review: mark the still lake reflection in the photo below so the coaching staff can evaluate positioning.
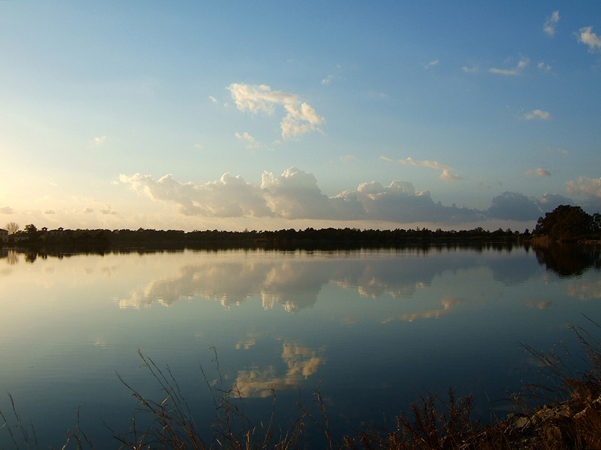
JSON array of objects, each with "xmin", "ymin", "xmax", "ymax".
[{"xmin": 0, "ymin": 245, "xmax": 600, "ymax": 447}]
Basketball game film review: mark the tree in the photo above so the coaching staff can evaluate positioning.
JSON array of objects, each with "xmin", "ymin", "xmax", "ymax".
[
  {"xmin": 24, "ymin": 224, "xmax": 38, "ymax": 234},
  {"xmin": 5, "ymin": 222, "xmax": 19, "ymax": 234},
  {"xmin": 533, "ymin": 205, "xmax": 597, "ymax": 241}
]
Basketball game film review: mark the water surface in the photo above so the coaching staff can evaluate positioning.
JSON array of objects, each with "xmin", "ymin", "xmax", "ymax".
[{"xmin": 0, "ymin": 245, "xmax": 600, "ymax": 447}]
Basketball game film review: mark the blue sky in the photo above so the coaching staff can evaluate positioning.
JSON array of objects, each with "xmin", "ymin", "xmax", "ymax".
[{"xmin": 1, "ymin": 1, "xmax": 600, "ymax": 231}]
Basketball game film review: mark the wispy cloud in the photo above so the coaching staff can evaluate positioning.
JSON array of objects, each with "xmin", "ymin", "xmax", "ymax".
[
  {"xmin": 424, "ymin": 60, "xmax": 439, "ymax": 69},
  {"xmin": 228, "ymin": 83, "xmax": 325, "ymax": 139},
  {"xmin": 380, "ymin": 156, "xmax": 461, "ymax": 181},
  {"xmin": 544, "ymin": 11, "xmax": 560, "ymax": 37},
  {"xmin": 490, "ymin": 57, "xmax": 529, "ymax": 75},
  {"xmin": 462, "ymin": 65, "xmax": 478, "ymax": 73},
  {"xmin": 340, "ymin": 155, "xmax": 356, "ymax": 163},
  {"xmin": 577, "ymin": 26, "xmax": 601, "ymax": 52},
  {"xmin": 321, "ymin": 75, "xmax": 337, "ymax": 85},
  {"xmin": 235, "ymin": 132, "xmax": 261, "ymax": 149},
  {"xmin": 524, "ymin": 109, "xmax": 551, "ymax": 120},
  {"xmin": 44, "ymin": 209, "xmax": 56, "ymax": 215},
  {"xmin": 537, "ymin": 62, "xmax": 551, "ymax": 71},
  {"xmin": 94, "ymin": 136, "xmax": 107, "ymax": 144},
  {"xmin": 0, "ymin": 206, "xmax": 15, "ymax": 215},
  {"xmin": 208, "ymin": 95, "xmax": 217, "ymax": 103}
]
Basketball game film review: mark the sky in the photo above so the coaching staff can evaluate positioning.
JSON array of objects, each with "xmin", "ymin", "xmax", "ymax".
[{"xmin": 1, "ymin": 1, "xmax": 600, "ymax": 232}]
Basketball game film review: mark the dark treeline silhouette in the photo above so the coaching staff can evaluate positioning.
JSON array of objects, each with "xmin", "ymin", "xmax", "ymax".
[
  {"xmin": 2, "ymin": 225, "xmax": 528, "ymax": 251},
  {"xmin": 2, "ymin": 205, "xmax": 598, "ymax": 252}
]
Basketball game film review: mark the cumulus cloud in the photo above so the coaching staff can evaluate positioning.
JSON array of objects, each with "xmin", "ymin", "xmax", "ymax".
[
  {"xmin": 120, "ymin": 168, "xmax": 579, "ymax": 225},
  {"xmin": 486, "ymin": 191, "xmax": 572, "ymax": 221},
  {"xmin": 489, "ymin": 57, "xmax": 529, "ymax": 75},
  {"xmin": 0, "ymin": 206, "xmax": 15, "ymax": 215},
  {"xmin": 381, "ymin": 156, "xmax": 461, "ymax": 180},
  {"xmin": 544, "ymin": 11, "xmax": 560, "ymax": 37},
  {"xmin": 577, "ymin": 27, "xmax": 601, "ymax": 52},
  {"xmin": 235, "ymin": 132, "xmax": 261, "ymax": 149},
  {"xmin": 567, "ymin": 176, "xmax": 601, "ymax": 197},
  {"xmin": 228, "ymin": 83, "xmax": 324, "ymax": 139},
  {"xmin": 121, "ymin": 167, "xmax": 482, "ymax": 224},
  {"xmin": 526, "ymin": 168, "xmax": 551, "ymax": 177},
  {"xmin": 524, "ymin": 110, "xmax": 551, "ymax": 120}
]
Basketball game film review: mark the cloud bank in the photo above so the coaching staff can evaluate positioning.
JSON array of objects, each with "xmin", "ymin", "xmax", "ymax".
[{"xmin": 120, "ymin": 168, "xmax": 575, "ymax": 225}]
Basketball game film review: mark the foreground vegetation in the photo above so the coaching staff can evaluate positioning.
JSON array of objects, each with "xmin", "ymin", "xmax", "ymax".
[{"xmin": 3, "ymin": 323, "xmax": 601, "ymax": 449}]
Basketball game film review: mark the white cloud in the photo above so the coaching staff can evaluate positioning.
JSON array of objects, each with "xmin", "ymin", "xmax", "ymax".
[
  {"xmin": 524, "ymin": 109, "xmax": 551, "ymax": 120},
  {"xmin": 424, "ymin": 60, "xmax": 439, "ymax": 69},
  {"xmin": 208, "ymin": 95, "xmax": 217, "ymax": 103},
  {"xmin": 567, "ymin": 176, "xmax": 601, "ymax": 197},
  {"xmin": 381, "ymin": 156, "xmax": 461, "ymax": 180},
  {"xmin": 489, "ymin": 57, "xmax": 529, "ymax": 75},
  {"xmin": 121, "ymin": 168, "xmax": 579, "ymax": 225},
  {"xmin": 94, "ymin": 136, "xmax": 107, "ymax": 144},
  {"xmin": 544, "ymin": 11, "xmax": 560, "ymax": 37},
  {"xmin": 235, "ymin": 132, "xmax": 261, "ymax": 149},
  {"xmin": 228, "ymin": 83, "xmax": 298, "ymax": 115},
  {"xmin": 526, "ymin": 168, "xmax": 551, "ymax": 177},
  {"xmin": 227, "ymin": 83, "xmax": 324, "ymax": 139},
  {"xmin": 121, "ymin": 167, "xmax": 480, "ymax": 224},
  {"xmin": 340, "ymin": 155, "xmax": 356, "ymax": 163},
  {"xmin": 577, "ymin": 26, "xmax": 601, "ymax": 52}
]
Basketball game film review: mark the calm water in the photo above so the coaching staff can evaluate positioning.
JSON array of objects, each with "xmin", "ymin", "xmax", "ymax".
[{"xmin": 0, "ymin": 245, "xmax": 600, "ymax": 447}]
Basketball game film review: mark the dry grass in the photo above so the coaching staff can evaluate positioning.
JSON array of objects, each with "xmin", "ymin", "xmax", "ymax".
[{"xmin": 4, "ymin": 324, "xmax": 601, "ymax": 449}]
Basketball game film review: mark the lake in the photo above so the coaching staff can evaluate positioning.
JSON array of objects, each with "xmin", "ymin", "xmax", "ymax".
[{"xmin": 0, "ymin": 244, "xmax": 600, "ymax": 448}]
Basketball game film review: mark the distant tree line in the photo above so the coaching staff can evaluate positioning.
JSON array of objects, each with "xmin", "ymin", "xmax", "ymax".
[{"xmin": 2, "ymin": 205, "xmax": 599, "ymax": 250}]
